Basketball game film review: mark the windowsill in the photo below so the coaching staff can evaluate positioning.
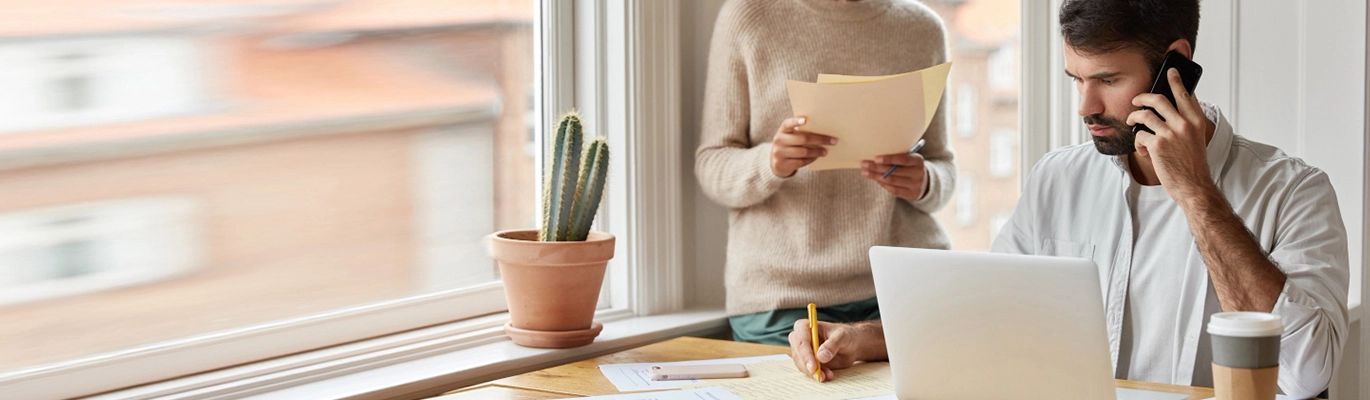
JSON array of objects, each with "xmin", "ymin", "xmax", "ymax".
[
  {"xmin": 123, "ymin": 308, "xmax": 729, "ymax": 400},
  {"xmin": 76, "ymin": 301, "xmax": 1368, "ymax": 399}
]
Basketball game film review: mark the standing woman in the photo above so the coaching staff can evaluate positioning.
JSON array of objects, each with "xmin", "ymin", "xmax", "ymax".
[{"xmin": 695, "ymin": 0, "xmax": 956, "ymax": 345}]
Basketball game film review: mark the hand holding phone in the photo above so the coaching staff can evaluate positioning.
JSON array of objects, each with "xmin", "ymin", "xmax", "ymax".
[{"xmin": 1133, "ymin": 51, "xmax": 1203, "ymax": 134}]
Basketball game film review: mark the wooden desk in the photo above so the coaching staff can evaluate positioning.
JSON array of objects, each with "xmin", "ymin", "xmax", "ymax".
[{"xmin": 443, "ymin": 336, "xmax": 1218, "ymax": 399}]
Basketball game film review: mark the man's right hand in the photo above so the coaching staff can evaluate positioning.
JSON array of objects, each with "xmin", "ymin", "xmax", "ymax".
[
  {"xmin": 787, "ymin": 319, "xmax": 886, "ymax": 382},
  {"xmin": 770, "ymin": 117, "xmax": 837, "ymax": 178}
]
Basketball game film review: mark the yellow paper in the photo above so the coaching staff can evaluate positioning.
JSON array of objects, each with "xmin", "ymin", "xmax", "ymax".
[
  {"xmin": 683, "ymin": 359, "xmax": 895, "ymax": 400},
  {"xmin": 784, "ymin": 62, "xmax": 952, "ymax": 170}
]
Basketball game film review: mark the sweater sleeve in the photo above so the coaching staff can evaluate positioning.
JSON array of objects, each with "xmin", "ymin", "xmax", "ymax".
[
  {"xmin": 694, "ymin": 2, "xmax": 791, "ymax": 210},
  {"xmin": 903, "ymin": 24, "xmax": 955, "ymax": 213}
]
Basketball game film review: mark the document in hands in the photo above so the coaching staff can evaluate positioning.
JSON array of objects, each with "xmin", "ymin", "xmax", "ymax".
[{"xmin": 784, "ymin": 62, "xmax": 952, "ymax": 171}]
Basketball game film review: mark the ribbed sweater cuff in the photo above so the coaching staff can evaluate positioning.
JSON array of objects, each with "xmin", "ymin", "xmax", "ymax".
[{"xmin": 752, "ymin": 142, "xmax": 790, "ymax": 191}]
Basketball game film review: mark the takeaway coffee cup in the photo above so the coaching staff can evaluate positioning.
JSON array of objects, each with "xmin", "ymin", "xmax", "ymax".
[{"xmin": 1208, "ymin": 312, "xmax": 1283, "ymax": 400}]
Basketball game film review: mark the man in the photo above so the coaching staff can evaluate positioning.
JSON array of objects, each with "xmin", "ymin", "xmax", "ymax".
[{"xmin": 786, "ymin": 1, "xmax": 1350, "ymax": 397}]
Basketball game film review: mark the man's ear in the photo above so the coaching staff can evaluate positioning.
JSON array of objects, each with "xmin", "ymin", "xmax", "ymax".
[{"xmin": 1166, "ymin": 39, "xmax": 1194, "ymax": 59}]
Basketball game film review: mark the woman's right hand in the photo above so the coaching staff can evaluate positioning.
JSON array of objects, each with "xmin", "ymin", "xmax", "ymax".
[{"xmin": 771, "ymin": 117, "xmax": 837, "ymax": 178}]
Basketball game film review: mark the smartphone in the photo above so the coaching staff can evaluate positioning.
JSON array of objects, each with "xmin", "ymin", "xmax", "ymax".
[
  {"xmin": 648, "ymin": 364, "xmax": 749, "ymax": 380},
  {"xmin": 1132, "ymin": 50, "xmax": 1203, "ymax": 134}
]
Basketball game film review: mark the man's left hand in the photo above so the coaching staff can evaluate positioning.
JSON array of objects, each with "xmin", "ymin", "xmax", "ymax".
[
  {"xmin": 861, "ymin": 152, "xmax": 927, "ymax": 202},
  {"xmin": 1127, "ymin": 67, "xmax": 1216, "ymax": 200}
]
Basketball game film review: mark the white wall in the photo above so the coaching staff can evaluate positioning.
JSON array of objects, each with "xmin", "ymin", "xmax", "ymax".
[{"xmin": 1194, "ymin": 2, "xmax": 1368, "ymax": 397}]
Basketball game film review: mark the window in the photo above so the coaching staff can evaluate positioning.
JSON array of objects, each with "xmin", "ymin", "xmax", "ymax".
[
  {"xmin": 956, "ymin": 175, "xmax": 978, "ymax": 227},
  {"xmin": 0, "ymin": 197, "xmax": 198, "ymax": 307},
  {"xmin": 956, "ymin": 84, "xmax": 977, "ymax": 137},
  {"xmin": 0, "ymin": 1, "xmax": 538, "ymax": 397},
  {"xmin": 48, "ymin": 53, "xmax": 94, "ymax": 112},
  {"xmin": 929, "ymin": 0, "xmax": 1021, "ymax": 251},
  {"xmin": 0, "ymin": 38, "xmax": 206, "ymax": 133},
  {"xmin": 988, "ymin": 44, "xmax": 1017, "ymax": 91},
  {"xmin": 989, "ymin": 129, "xmax": 1017, "ymax": 178}
]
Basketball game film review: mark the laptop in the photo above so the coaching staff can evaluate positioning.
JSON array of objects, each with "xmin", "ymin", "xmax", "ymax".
[{"xmin": 869, "ymin": 247, "xmax": 1117, "ymax": 400}]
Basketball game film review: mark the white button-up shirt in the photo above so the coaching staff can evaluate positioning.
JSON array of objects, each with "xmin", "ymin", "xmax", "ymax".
[{"xmin": 991, "ymin": 103, "xmax": 1350, "ymax": 398}]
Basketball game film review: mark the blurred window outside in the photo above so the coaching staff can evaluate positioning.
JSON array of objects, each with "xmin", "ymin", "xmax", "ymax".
[
  {"xmin": 928, "ymin": 0, "xmax": 1023, "ymax": 251},
  {"xmin": 0, "ymin": 0, "xmax": 546, "ymax": 397}
]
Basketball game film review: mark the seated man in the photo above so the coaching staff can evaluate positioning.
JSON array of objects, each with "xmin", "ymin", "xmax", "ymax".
[{"xmin": 786, "ymin": 0, "xmax": 1350, "ymax": 398}]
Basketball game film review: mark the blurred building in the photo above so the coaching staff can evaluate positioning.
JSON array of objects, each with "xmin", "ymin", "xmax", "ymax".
[
  {"xmin": 925, "ymin": 0, "xmax": 1021, "ymax": 251},
  {"xmin": 0, "ymin": 0, "xmax": 534, "ymax": 371}
]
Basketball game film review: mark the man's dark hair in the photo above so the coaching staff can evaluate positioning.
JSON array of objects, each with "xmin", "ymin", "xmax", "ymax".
[{"xmin": 1060, "ymin": 0, "xmax": 1201, "ymax": 71}]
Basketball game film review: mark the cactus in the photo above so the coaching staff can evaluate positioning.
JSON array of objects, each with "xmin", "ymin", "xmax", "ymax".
[
  {"xmin": 539, "ymin": 112, "xmax": 609, "ymax": 242},
  {"xmin": 568, "ymin": 138, "xmax": 609, "ymax": 241},
  {"xmin": 539, "ymin": 112, "xmax": 583, "ymax": 241}
]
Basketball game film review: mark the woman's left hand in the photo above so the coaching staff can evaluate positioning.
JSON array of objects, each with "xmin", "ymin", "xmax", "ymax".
[{"xmin": 861, "ymin": 152, "xmax": 927, "ymax": 202}]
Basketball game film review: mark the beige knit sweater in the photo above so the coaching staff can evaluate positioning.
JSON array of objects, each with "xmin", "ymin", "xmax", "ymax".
[{"xmin": 696, "ymin": 0, "xmax": 955, "ymax": 316}]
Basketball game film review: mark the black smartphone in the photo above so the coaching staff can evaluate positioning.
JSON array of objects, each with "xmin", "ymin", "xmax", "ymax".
[{"xmin": 1133, "ymin": 50, "xmax": 1203, "ymax": 134}]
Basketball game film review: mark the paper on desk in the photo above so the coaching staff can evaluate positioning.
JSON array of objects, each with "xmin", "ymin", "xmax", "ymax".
[
  {"xmin": 683, "ymin": 359, "xmax": 894, "ymax": 400},
  {"xmin": 1115, "ymin": 388, "xmax": 1189, "ymax": 400},
  {"xmin": 784, "ymin": 62, "xmax": 951, "ymax": 171},
  {"xmin": 573, "ymin": 386, "xmax": 744, "ymax": 400},
  {"xmin": 736, "ymin": 384, "xmax": 1192, "ymax": 400},
  {"xmin": 598, "ymin": 354, "xmax": 791, "ymax": 392},
  {"xmin": 1201, "ymin": 396, "xmax": 1294, "ymax": 400}
]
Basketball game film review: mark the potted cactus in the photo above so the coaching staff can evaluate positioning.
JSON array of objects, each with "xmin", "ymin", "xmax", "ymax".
[{"xmin": 488, "ymin": 111, "xmax": 614, "ymax": 348}]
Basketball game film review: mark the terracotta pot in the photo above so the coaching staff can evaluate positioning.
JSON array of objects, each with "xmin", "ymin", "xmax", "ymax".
[{"xmin": 487, "ymin": 229, "xmax": 615, "ymax": 348}]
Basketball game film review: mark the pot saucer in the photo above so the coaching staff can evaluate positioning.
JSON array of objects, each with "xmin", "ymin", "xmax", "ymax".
[{"xmin": 504, "ymin": 322, "xmax": 603, "ymax": 348}]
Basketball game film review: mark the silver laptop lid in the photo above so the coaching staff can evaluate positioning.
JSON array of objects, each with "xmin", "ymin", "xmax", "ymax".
[{"xmin": 869, "ymin": 247, "xmax": 1115, "ymax": 400}]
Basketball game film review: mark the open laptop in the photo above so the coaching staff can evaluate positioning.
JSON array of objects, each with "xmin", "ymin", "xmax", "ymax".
[{"xmin": 869, "ymin": 247, "xmax": 1116, "ymax": 400}]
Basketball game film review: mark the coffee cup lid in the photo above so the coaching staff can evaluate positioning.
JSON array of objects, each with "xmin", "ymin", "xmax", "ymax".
[{"xmin": 1207, "ymin": 312, "xmax": 1283, "ymax": 337}]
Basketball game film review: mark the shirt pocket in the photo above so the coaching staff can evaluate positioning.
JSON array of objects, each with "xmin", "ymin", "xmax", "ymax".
[{"xmin": 1038, "ymin": 238, "xmax": 1096, "ymax": 260}]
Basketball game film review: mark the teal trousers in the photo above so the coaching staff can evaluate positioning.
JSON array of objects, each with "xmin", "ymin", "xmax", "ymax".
[{"xmin": 727, "ymin": 297, "xmax": 881, "ymax": 345}]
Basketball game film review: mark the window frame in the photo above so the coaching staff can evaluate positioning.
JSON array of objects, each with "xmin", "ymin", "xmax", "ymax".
[{"xmin": 1021, "ymin": 0, "xmax": 1084, "ymax": 182}]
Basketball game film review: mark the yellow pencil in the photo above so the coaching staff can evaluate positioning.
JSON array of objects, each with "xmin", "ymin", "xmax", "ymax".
[{"xmin": 808, "ymin": 303, "xmax": 822, "ymax": 382}]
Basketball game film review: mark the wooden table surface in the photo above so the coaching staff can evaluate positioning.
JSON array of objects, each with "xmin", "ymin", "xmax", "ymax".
[{"xmin": 442, "ymin": 336, "xmax": 1221, "ymax": 399}]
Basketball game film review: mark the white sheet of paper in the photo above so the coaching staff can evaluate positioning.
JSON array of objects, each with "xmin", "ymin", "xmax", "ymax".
[
  {"xmin": 574, "ymin": 386, "xmax": 744, "ymax": 400},
  {"xmin": 682, "ymin": 360, "xmax": 895, "ymax": 400},
  {"xmin": 784, "ymin": 62, "xmax": 951, "ymax": 170},
  {"xmin": 597, "ymin": 354, "xmax": 791, "ymax": 392},
  {"xmin": 1115, "ymin": 387, "xmax": 1190, "ymax": 400},
  {"xmin": 1201, "ymin": 396, "xmax": 1294, "ymax": 400},
  {"xmin": 789, "ymin": 386, "xmax": 1194, "ymax": 400}
]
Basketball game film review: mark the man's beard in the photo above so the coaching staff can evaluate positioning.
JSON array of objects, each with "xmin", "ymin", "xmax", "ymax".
[{"xmin": 1084, "ymin": 113, "xmax": 1136, "ymax": 156}]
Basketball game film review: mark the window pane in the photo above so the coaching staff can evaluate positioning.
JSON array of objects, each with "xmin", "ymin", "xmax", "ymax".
[
  {"xmin": 927, "ymin": 0, "xmax": 1021, "ymax": 251},
  {"xmin": 0, "ymin": 0, "xmax": 536, "ymax": 373}
]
